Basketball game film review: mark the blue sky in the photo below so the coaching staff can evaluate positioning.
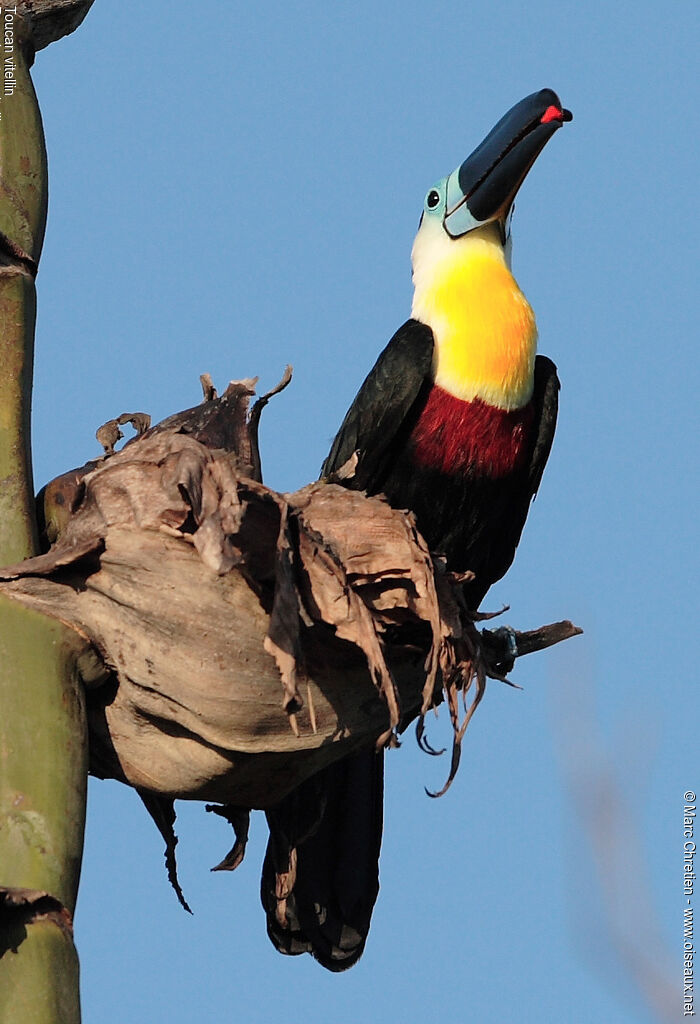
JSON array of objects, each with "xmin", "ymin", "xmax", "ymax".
[{"xmin": 24, "ymin": 1, "xmax": 697, "ymax": 1021}]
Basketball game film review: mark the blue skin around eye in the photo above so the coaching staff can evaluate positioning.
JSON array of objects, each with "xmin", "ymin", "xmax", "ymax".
[
  {"xmin": 423, "ymin": 170, "xmax": 486, "ymax": 238},
  {"xmin": 443, "ymin": 167, "xmax": 483, "ymax": 238}
]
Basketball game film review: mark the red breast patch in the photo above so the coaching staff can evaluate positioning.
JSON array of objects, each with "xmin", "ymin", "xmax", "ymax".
[{"xmin": 411, "ymin": 386, "xmax": 534, "ymax": 478}]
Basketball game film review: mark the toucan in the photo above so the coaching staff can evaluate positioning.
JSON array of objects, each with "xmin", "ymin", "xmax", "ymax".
[{"xmin": 261, "ymin": 88, "xmax": 571, "ymax": 970}]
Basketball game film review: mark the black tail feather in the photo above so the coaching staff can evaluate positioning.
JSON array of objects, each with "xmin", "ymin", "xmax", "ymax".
[{"xmin": 261, "ymin": 748, "xmax": 384, "ymax": 971}]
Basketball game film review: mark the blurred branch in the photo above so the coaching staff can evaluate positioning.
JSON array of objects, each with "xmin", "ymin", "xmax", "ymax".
[{"xmin": 554, "ymin": 674, "xmax": 675, "ymax": 1023}]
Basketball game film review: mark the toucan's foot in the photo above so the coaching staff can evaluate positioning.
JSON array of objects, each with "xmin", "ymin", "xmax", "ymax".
[{"xmin": 484, "ymin": 624, "xmax": 519, "ymax": 674}]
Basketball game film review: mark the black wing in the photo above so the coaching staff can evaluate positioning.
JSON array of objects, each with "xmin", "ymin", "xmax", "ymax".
[
  {"xmin": 322, "ymin": 319, "xmax": 434, "ymax": 492},
  {"xmin": 528, "ymin": 354, "xmax": 560, "ymax": 498}
]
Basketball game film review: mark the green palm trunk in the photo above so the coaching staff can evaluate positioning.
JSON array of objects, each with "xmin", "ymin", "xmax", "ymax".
[{"xmin": 0, "ymin": 10, "xmax": 90, "ymax": 1023}]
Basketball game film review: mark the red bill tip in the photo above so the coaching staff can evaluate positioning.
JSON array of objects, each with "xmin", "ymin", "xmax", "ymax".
[{"xmin": 540, "ymin": 104, "xmax": 564, "ymax": 125}]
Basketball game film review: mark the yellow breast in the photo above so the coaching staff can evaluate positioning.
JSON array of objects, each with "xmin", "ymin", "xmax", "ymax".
[{"xmin": 410, "ymin": 223, "xmax": 537, "ymax": 410}]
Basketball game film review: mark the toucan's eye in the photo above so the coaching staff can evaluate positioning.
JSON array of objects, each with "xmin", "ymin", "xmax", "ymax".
[{"xmin": 426, "ymin": 189, "xmax": 440, "ymax": 210}]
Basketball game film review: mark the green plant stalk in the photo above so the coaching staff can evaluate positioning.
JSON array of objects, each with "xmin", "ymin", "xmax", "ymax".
[
  {"xmin": 0, "ymin": 596, "xmax": 86, "ymax": 1024},
  {"xmin": 0, "ymin": 273, "xmax": 39, "ymax": 563},
  {"xmin": 0, "ymin": 18, "xmax": 87, "ymax": 1024},
  {"xmin": 0, "ymin": 597, "xmax": 87, "ymax": 904},
  {"xmin": 0, "ymin": 915, "xmax": 81, "ymax": 1024},
  {"xmin": 0, "ymin": 8, "xmax": 46, "ymax": 565}
]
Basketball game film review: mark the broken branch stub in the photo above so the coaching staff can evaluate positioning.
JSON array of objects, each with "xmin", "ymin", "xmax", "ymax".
[
  {"xmin": 0, "ymin": 375, "xmax": 581, "ymax": 808},
  {"xmin": 13, "ymin": 2, "xmax": 95, "ymax": 58}
]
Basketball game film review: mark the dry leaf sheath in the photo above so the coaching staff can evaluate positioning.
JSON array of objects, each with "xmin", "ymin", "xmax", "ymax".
[{"xmin": 1, "ymin": 376, "xmax": 579, "ymax": 807}]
